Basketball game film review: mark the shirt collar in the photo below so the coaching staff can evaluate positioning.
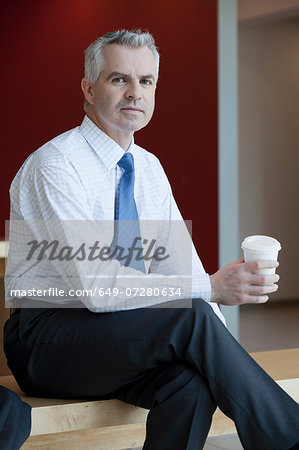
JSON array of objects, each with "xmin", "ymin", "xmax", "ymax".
[{"xmin": 79, "ymin": 115, "xmax": 136, "ymax": 172}]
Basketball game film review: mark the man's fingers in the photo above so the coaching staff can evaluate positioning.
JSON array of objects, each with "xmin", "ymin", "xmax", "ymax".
[
  {"xmin": 250, "ymin": 273, "xmax": 280, "ymax": 284},
  {"xmin": 247, "ymin": 284, "xmax": 279, "ymax": 295},
  {"xmin": 243, "ymin": 294, "xmax": 269, "ymax": 304},
  {"xmin": 245, "ymin": 260, "xmax": 279, "ymax": 273},
  {"xmin": 227, "ymin": 257, "xmax": 244, "ymax": 267}
]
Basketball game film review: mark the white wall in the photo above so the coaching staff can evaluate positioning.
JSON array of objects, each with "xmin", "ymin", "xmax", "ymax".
[{"xmin": 239, "ymin": 17, "xmax": 299, "ymax": 301}]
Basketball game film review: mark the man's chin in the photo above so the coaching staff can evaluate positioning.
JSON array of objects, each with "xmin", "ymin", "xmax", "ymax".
[{"xmin": 123, "ymin": 120, "xmax": 149, "ymax": 133}]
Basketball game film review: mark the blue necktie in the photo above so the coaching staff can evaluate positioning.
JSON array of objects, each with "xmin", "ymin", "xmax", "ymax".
[{"xmin": 116, "ymin": 152, "xmax": 145, "ymax": 272}]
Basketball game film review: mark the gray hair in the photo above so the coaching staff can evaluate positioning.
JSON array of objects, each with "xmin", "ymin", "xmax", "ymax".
[{"xmin": 83, "ymin": 29, "xmax": 160, "ymax": 111}]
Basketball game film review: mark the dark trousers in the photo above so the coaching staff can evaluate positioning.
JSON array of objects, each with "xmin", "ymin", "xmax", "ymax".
[
  {"xmin": 0, "ymin": 385, "xmax": 31, "ymax": 450},
  {"xmin": 4, "ymin": 298, "xmax": 299, "ymax": 450}
]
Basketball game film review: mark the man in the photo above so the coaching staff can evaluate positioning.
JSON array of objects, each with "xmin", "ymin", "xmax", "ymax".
[{"xmin": 4, "ymin": 30, "xmax": 299, "ymax": 449}]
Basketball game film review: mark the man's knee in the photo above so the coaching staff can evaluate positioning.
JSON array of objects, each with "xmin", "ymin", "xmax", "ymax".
[
  {"xmin": 192, "ymin": 298, "xmax": 213, "ymax": 312},
  {"xmin": 122, "ymin": 363, "xmax": 199, "ymax": 409},
  {"xmin": 149, "ymin": 362, "xmax": 215, "ymax": 411},
  {"xmin": 190, "ymin": 298, "xmax": 219, "ymax": 328},
  {"xmin": 153, "ymin": 363, "xmax": 197, "ymax": 404},
  {"xmin": 155, "ymin": 363, "xmax": 216, "ymax": 422}
]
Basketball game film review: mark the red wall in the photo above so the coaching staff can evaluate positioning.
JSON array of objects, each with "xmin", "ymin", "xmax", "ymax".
[{"xmin": 0, "ymin": 0, "xmax": 218, "ymax": 274}]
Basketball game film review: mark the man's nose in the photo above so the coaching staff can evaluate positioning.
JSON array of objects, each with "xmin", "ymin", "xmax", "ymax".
[{"xmin": 124, "ymin": 81, "xmax": 142, "ymax": 101}]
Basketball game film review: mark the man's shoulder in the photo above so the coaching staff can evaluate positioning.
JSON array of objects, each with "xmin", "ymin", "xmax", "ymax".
[
  {"xmin": 134, "ymin": 144, "xmax": 164, "ymax": 170},
  {"xmin": 30, "ymin": 125, "xmax": 85, "ymax": 168},
  {"xmin": 10, "ymin": 125, "xmax": 86, "ymax": 192}
]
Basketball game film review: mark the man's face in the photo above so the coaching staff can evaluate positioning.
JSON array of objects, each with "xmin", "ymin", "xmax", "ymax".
[{"xmin": 83, "ymin": 44, "xmax": 157, "ymax": 146}]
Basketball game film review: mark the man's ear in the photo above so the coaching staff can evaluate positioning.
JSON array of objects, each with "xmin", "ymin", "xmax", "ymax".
[{"xmin": 81, "ymin": 78, "xmax": 95, "ymax": 105}]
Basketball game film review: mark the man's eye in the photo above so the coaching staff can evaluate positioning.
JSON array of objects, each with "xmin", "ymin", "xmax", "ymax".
[
  {"xmin": 112, "ymin": 77, "xmax": 125, "ymax": 83},
  {"xmin": 140, "ymin": 79, "xmax": 152, "ymax": 85}
]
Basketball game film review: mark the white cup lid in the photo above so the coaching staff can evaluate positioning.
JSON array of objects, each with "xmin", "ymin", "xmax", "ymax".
[{"xmin": 241, "ymin": 235, "xmax": 281, "ymax": 252}]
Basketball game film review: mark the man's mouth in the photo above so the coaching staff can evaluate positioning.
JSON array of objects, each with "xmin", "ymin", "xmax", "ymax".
[{"xmin": 120, "ymin": 106, "xmax": 143, "ymax": 113}]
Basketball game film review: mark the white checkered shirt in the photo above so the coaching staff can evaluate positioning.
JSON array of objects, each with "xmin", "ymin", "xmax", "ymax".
[{"xmin": 6, "ymin": 115, "xmax": 224, "ymax": 322}]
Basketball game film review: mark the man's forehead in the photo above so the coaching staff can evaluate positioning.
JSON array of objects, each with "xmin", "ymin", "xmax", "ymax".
[
  {"xmin": 103, "ymin": 43, "xmax": 154, "ymax": 57},
  {"xmin": 102, "ymin": 44, "xmax": 156, "ymax": 74}
]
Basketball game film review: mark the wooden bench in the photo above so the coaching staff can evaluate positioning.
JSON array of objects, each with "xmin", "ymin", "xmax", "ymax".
[{"xmin": 0, "ymin": 348, "xmax": 298, "ymax": 449}]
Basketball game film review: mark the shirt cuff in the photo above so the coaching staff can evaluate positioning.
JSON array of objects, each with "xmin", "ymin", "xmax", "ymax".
[
  {"xmin": 192, "ymin": 274, "xmax": 226, "ymax": 326},
  {"xmin": 192, "ymin": 273, "xmax": 211, "ymax": 302}
]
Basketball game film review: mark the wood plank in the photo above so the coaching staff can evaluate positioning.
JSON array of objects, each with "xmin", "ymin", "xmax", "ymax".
[
  {"xmin": 0, "ymin": 375, "xmax": 24, "ymax": 396},
  {"xmin": 0, "ymin": 375, "xmax": 148, "ymax": 436},
  {"xmin": 210, "ymin": 409, "xmax": 236, "ymax": 437},
  {"xmin": 0, "ymin": 243, "xmax": 8, "ymax": 277},
  {"xmin": 21, "ymin": 424, "xmax": 146, "ymax": 449},
  {"xmin": 0, "ymin": 258, "xmax": 5, "ymax": 278},
  {"xmin": 30, "ymin": 400, "xmax": 148, "ymax": 436},
  {"xmin": 27, "ymin": 378, "xmax": 298, "ymax": 436},
  {"xmin": 251, "ymin": 348, "xmax": 299, "ymax": 380},
  {"xmin": 277, "ymin": 378, "xmax": 299, "ymax": 403}
]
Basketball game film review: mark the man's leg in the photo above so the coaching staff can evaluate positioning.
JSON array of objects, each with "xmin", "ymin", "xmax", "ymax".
[
  {"xmin": 0, "ymin": 385, "xmax": 31, "ymax": 450},
  {"xmin": 4, "ymin": 309, "xmax": 216, "ymax": 450},
  {"xmin": 4, "ymin": 298, "xmax": 299, "ymax": 449}
]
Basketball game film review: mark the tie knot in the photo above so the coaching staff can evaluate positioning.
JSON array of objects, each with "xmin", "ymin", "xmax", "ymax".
[{"xmin": 117, "ymin": 152, "xmax": 135, "ymax": 173}]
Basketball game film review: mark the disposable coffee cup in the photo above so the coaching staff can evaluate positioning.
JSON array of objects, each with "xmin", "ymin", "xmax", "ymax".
[{"xmin": 241, "ymin": 235, "xmax": 281, "ymax": 275}]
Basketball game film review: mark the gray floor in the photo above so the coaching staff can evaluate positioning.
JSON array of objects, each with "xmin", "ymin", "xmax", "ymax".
[
  {"xmin": 126, "ymin": 440, "xmax": 242, "ymax": 450},
  {"xmin": 125, "ymin": 438, "xmax": 242, "ymax": 450},
  {"xmin": 128, "ymin": 300, "xmax": 299, "ymax": 450},
  {"xmin": 204, "ymin": 434, "xmax": 242, "ymax": 449}
]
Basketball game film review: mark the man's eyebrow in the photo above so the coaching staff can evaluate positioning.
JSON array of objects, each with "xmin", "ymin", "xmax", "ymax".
[
  {"xmin": 140, "ymin": 74, "xmax": 155, "ymax": 81},
  {"xmin": 105, "ymin": 72, "xmax": 127, "ymax": 82},
  {"xmin": 105, "ymin": 72, "xmax": 155, "ymax": 82}
]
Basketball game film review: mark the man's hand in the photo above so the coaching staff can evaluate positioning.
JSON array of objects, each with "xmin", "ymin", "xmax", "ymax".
[{"xmin": 210, "ymin": 258, "xmax": 279, "ymax": 305}]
